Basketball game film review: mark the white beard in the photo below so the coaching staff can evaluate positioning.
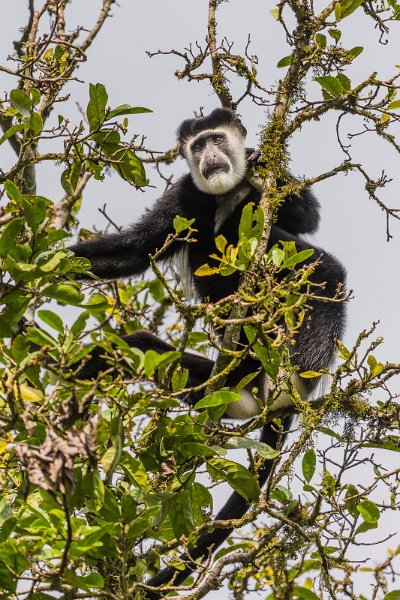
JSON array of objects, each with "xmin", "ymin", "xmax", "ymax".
[
  {"xmin": 184, "ymin": 127, "xmax": 247, "ymax": 195},
  {"xmin": 173, "ymin": 245, "xmax": 196, "ymax": 302}
]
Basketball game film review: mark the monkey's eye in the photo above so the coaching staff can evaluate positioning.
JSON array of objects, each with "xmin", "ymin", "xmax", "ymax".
[
  {"xmin": 192, "ymin": 142, "xmax": 202, "ymax": 153},
  {"xmin": 213, "ymin": 136, "xmax": 224, "ymax": 145}
]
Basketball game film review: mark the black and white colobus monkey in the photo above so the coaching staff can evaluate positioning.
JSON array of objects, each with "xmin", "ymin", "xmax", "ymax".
[{"xmin": 71, "ymin": 108, "xmax": 346, "ymax": 597}]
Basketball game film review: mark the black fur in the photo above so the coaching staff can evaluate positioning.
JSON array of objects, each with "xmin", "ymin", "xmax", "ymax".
[
  {"xmin": 177, "ymin": 107, "xmax": 247, "ymax": 152},
  {"xmin": 70, "ymin": 174, "xmax": 323, "ymax": 282},
  {"xmin": 70, "ymin": 110, "xmax": 346, "ymax": 597},
  {"xmin": 70, "ymin": 172, "xmax": 344, "ymax": 379}
]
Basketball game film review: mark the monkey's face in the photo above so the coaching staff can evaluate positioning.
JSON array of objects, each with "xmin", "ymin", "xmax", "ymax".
[{"xmin": 184, "ymin": 127, "xmax": 247, "ymax": 195}]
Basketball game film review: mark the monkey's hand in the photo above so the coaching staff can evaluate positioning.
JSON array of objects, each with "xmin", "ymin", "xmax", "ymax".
[{"xmin": 246, "ymin": 149, "xmax": 262, "ymax": 167}]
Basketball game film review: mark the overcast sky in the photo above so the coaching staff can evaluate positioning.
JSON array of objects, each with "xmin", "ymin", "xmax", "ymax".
[{"xmin": 1, "ymin": 2, "xmax": 400, "ymax": 598}]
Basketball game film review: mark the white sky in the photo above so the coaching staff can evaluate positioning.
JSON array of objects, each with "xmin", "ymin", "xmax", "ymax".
[{"xmin": 1, "ymin": 2, "xmax": 400, "ymax": 598}]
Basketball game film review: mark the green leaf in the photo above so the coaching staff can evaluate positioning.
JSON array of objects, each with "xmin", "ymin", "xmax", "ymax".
[
  {"xmin": 357, "ymin": 500, "xmax": 380, "ymax": 523},
  {"xmin": 238, "ymin": 202, "xmax": 264, "ymax": 243},
  {"xmin": 0, "ymin": 218, "xmax": 24, "ymax": 258},
  {"xmin": 29, "ymin": 87, "xmax": 41, "ymax": 106},
  {"xmin": 294, "ymin": 586, "xmax": 320, "ymax": 600},
  {"xmin": 384, "ymin": 592, "xmax": 400, "ymax": 600},
  {"xmin": 27, "ymin": 327, "xmax": 57, "ymax": 347},
  {"xmin": 61, "ymin": 161, "xmax": 82, "ymax": 195},
  {"xmin": 143, "ymin": 349, "xmax": 179, "ymax": 377},
  {"xmin": 271, "ymin": 246, "xmax": 285, "ymax": 265},
  {"xmin": 87, "ymin": 83, "xmax": 108, "ymax": 131},
  {"xmin": 315, "ymin": 76, "xmax": 343, "ymax": 97},
  {"xmin": 28, "ymin": 112, "xmax": 43, "ymax": 134},
  {"xmin": 3, "ymin": 180, "xmax": 20, "ymax": 201},
  {"xmin": 53, "ymin": 45, "xmax": 64, "ymax": 61},
  {"xmin": 126, "ymin": 516, "xmax": 150, "ymax": 543},
  {"xmin": 215, "ymin": 235, "xmax": 227, "ymax": 253},
  {"xmin": 194, "ymin": 390, "xmax": 242, "ymax": 410},
  {"xmin": 39, "ymin": 251, "xmax": 65, "ymax": 273},
  {"xmin": 302, "ymin": 449, "xmax": 316, "ymax": 483},
  {"xmin": 0, "ymin": 563, "xmax": 16, "ymax": 592},
  {"xmin": 337, "ymin": 0, "xmax": 365, "ymax": 20},
  {"xmin": 337, "ymin": 339, "xmax": 351, "ymax": 359},
  {"xmin": 117, "ymin": 493, "xmax": 137, "ymax": 522},
  {"xmin": 362, "ymin": 436, "xmax": 400, "ymax": 452},
  {"xmin": 83, "ymin": 292, "xmax": 109, "ymax": 313},
  {"xmin": 173, "ymin": 215, "xmax": 195, "ymax": 234},
  {"xmin": 335, "ymin": 2, "xmax": 342, "ymax": 19},
  {"xmin": 367, "ymin": 354, "xmax": 384, "ymax": 377},
  {"xmin": 107, "ymin": 147, "xmax": 147, "ymax": 186},
  {"xmin": 234, "ymin": 369, "xmax": 259, "ymax": 392},
  {"xmin": 300, "ymin": 370, "xmax": 323, "ymax": 379},
  {"xmin": 0, "ymin": 123, "xmax": 24, "ymax": 146},
  {"xmin": 337, "ymin": 73, "xmax": 351, "ymax": 91},
  {"xmin": 277, "ymin": 55, "xmax": 292, "ymax": 68},
  {"xmin": 107, "ymin": 105, "xmax": 152, "ymax": 119},
  {"xmin": 315, "ymin": 34, "xmax": 326, "ymax": 49},
  {"xmin": 349, "ymin": 46, "xmax": 364, "ymax": 59},
  {"xmin": 190, "ymin": 482, "xmax": 213, "ymax": 522},
  {"xmin": 239, "ymin": 202, "xmax": 254, "ymax": 239},
  {"xmin": 70, "ymin": 312, "xmax": 89, "ymax": 336},
  {"xmin": 45, "ymin": 283, "xmax": 85, "ymax": 305},
  {"xmin": 355, "ymin": 520, "xmax": 378, "ymax": 535},
  {"xmin": 23, "ymin": 195, "xmax": 48, "ymax": 233},
  {"xmin": 38, "ymin": 310, "xmax": 64, "ymax": 334},
  {"xmin": 194, "ymin": 263, "xmax": 219, "ymax": 276},
  {"xmin": 171, "ymin": 367, "xmax": 189, "ymax": 392},
  {"xmin": 0, "ymin": 316, "xmax": 14, "ymax": 338},
  {"xmin": 328, "ymin": 28, "xmax": 342, "ymax": 42},
  {"xmin": 225, "ymin": 436, "xmax": 280, "ymax": 460},
  {"xmin": 387, "ymin": 100, "xmax": 400, "ymax": 110},
  {"xmin": 168, "ymin": 489, "xmax": 195, "ymax": 538},
  {"xmin": 63, "ymin": 570, "xmax": 104, "ymax": 591},
  {"xmin": 270, "ymin": 484, "xmax": 292, "ymax": 504},
  {"xmin": 244, "ymin": 326, "xmax": 281, "ymax": 379},
  {"xmin": 10, "ymin": 89, "xmax": 32, "ymax": 117},
  {"xmin": 207, "ymin": 458, "xmax": 261, "ymax": 501},
  {"xmin": 281, "ymin": 248, "xmax": 314, "ymax": 269},
  {"xmin": 148, "ymin": 278, "xmax": 165, "ymax": 302},
  {"xmin": 344, "ymin": 485, "xmax": 360, "ymax": 518},
  {"xmin": 92, "ymin": 129, "xmax": 120, "ymax": 145},
  {"xmin": 178, "ymin": 442, "xmax": 217, "ymax": 458},
  {"xmin": 317, "ymin": 426, "xmax": 342, "ymax": 440}
]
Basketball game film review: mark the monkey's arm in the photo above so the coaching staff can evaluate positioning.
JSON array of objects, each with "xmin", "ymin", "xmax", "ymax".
[
  {"xmin": 70, "ymin": 177, "xmax": 192, "ymax": 280},
  {"xmin": 268, "ymin": 226, "xmax": 346, "ymax": 377},
  {"xmin": 276, "ymin": 185, "xmax": 320, "ymax": 235},
  {"xmin": 245, "ymin": 148, "xmax": 321, "ymax": 236}
]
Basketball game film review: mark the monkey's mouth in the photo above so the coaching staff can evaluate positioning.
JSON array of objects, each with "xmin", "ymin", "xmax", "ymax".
[{"xmin": 202, "ymin": 164, "xmax": 230, "ymax": 179}]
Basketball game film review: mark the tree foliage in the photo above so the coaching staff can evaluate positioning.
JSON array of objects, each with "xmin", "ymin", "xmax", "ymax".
[{"xmin": 0, "ymin": 1, "xmax": 399, "ymax": 599}]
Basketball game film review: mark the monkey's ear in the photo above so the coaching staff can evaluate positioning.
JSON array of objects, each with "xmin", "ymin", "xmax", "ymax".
[
  {"xmin": 234, "ymin": 118, "xmax": 247, "ymax": 139},
  {"xmin": 178, "ymin": 142, "xmax": 186, "ymax": 158}
]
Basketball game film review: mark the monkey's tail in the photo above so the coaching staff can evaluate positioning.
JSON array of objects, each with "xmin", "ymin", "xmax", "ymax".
[{"xmin": 143, "ymin": 418, "xmax": 291, "ymax": 599}]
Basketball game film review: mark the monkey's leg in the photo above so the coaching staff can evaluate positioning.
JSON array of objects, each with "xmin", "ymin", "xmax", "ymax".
[
  {"xmin": 75, "ymin": 332, "xmax": 290, "ymax": 597},
  {"xmin": 75, "ymin": 330, "xmax": 214, "ymax": 393},
  {"xmin": 144, "ymin": 417, "xmax": 291, "ymax": 599}
]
